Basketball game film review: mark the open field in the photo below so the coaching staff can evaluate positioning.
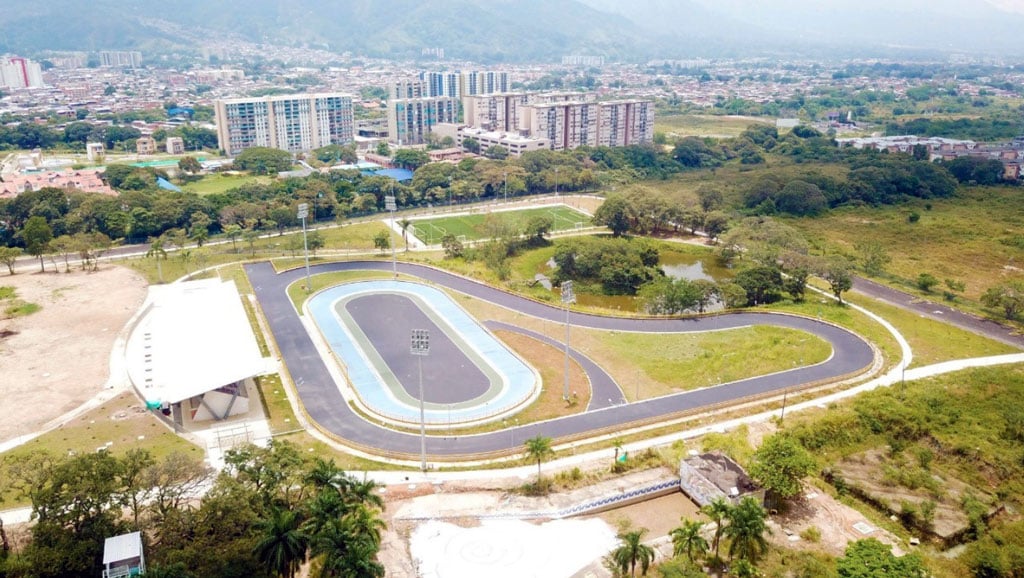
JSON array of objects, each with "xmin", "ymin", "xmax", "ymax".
[
  {"xmin": 655, "ymin": 113, "xmax": 773, "ymax": 138},
  {"xmin": 837, "ymin": 287, "xmax": 1019, "ymax": 366},
  {"xmin": 180, "ymin": 173, "xmax": 272, "ymax": 195},
  {"xmin": 408, "ymin": 206, "xmax": 590, "ymax": 244},
  {"xmin": 786, "ymin": 185, "xmax": 1024, "ymax": 303}
]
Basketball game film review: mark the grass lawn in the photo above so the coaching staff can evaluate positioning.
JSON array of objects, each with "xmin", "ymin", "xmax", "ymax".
[
  {"xmin": 837, "ymin": 287, "xmax": 1019, "ymax": 367},
  {"xmin": 591, "ymin": 325, "xmax": 831, "ymax": 400},
  {"xmin": 181, "ymin": 173, "xmax": 272, "ymax": 195},
  {"xmin": 0, "ymin": 393, "xmax": 205, "ymax": 508},
  {"xmin": 408, "ymin": 206, "xmax": 591, "ymax": 244},
  {"xmin": 655, "ymin": 114, "xmax": 773, "ymax": 138}
]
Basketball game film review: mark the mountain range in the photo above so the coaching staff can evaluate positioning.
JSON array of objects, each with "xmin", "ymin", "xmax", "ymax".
[{"xmin": 2, "ymin": 0, "xmax": 1023, "ymax": 63}]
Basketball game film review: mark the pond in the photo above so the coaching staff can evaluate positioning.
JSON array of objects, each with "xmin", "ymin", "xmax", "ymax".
[{"xmin": 569, "ymin": 247, "xmax": 733, "ymax": 314}]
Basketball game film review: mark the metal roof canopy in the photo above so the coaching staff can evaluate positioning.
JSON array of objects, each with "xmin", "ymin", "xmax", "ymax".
[{"xmin": 126, "ymin": 278, "xmax": 269, "ymax": 406}]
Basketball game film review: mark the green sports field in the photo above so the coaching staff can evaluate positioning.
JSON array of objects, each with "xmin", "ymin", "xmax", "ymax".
[{"xmin": 409, "ymin": 206, "xmax": 591, "ymax": 244}]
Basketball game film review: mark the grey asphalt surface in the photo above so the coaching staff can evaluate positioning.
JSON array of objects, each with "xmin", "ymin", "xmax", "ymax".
[
  {"xmin": 484, "ymin": 320, "xmax": 625, "ymax": 411},
  {"xmin": 345, "ymin": 293, "xmax": 490, "ymax": 403},
  {"xmin": 247, "ymin": 261, "xmax": 875, "ymax": 458},
  {"xmin": 852, "ymin": 277, "xmax": 1024, "ymax": 349}
]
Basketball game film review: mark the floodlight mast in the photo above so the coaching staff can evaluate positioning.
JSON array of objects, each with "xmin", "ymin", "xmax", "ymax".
[
  {"xmin": 561, "ymin": 280, "xmax": 575, "ymax": 401},
  {"xmin": 297, "ymin": 203, "xmax": 311, "ymax": 292},
  {"xmin": 410, "ymin": 329, "xmax": 430, "ymax": 472},
  {"xmin": 385, "ymin": 194, "xmax": 397, "ymax": 279}
]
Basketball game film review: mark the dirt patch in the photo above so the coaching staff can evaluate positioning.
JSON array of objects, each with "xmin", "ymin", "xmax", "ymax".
[
  {"xmin": 832, "ymin": 448, "xmax": 990, "ymax": 541},
  {"xmin": 0, "ymin": 266, "xmax": 148, "ymax": 445},
  {"xmin": 771, "ymin": 488, "xmax": 904, "ymax": 556}
]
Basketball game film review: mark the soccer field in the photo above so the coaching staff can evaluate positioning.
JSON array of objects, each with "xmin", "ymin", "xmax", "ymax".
[{"xmin": 409, "ymin": 206, "xmax": 591, "ymax": 244}]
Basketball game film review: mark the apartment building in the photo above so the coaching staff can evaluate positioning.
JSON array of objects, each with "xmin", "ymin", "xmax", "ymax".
[
  {"xmin": 215, "ymin": 93, "xmax": 354, "ymax": 156},
  {"xmin": 522, "ymin": 100, "xmax": 601, "ymax": 151},
  {"xmin": 166, "ymin": 137, "xmax": 185, "ymax": 155},
  {"xmin": 393, "ymin": 71, "xmax": 511, "ymax": 101},
  {"xmin": 136, "ymin": 136, "xmax": 157, "ymax": 155},
  {"xmin": 419, "ymin": 71, "xmax": 459, "ymax": 98},
  {"xmin": 0, "ymin": 57, "xmax": 44, "ymax": 89},
  {"xmin": 459, "ymin": 70, "xmax": 510, "ymax": 98},
  {"xmin": 387, "ymin": 96, "xmax": 458, "ymax": 145},
  {"xmin": 596, "ymin": 100, "xmax": 654, "ymax": 147},
  {"xmin": 462, "ymin": 93, "xmax": 531, "ymax": 132},
  {"xmin": 99, "ymin": 51, "xmax": 143, "ymax": 68}
]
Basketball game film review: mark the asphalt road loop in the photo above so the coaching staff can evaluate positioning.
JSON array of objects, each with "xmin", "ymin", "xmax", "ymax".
[{"xmin": 344, "ymin": 293, "xmax": 489, "ymax": 404}]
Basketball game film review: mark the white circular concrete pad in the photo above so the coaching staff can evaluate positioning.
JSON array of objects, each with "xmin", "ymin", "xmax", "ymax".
[{"xmin": 411, "ymin": 518, "xmax": 617, "ymax": 578}]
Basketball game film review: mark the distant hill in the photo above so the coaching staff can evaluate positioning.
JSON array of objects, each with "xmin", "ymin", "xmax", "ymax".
[
  {"xmin": 3, "ymin": 0, "xmax": 1024, "ymax": 62},
  {"xmin": 0, "ymin": 0, "xmax": 657, "ymax": 63}
]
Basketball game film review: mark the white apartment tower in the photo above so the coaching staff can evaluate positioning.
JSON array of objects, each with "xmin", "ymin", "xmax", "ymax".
[
  {"xmin": 393, "ymin": 70, "xmax": 510, "ymax": 101},
  {"xmin": 215, "ymin": 93, "xmax": 354, "ymax": 156},
  {"xmin": 462, "ymin": 93, "xmax": 531, "ymax": 132},
  {"xmin": 387, "ymin": 96, "xmax": 458, "ymax": 145},
  {"xmin": 0, "ymin": 57, "xmax": 44, "ymax": 89}
]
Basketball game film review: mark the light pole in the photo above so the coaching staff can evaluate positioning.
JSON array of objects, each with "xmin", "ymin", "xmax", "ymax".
[
  {"xmin": 780, "ymin": 388, "xmax": 788, "ymax": 423},
  {"xmin": 447, "ymin": 176, "xmax": 453, "ymax": 211},
  {"xmin": 503, "ymin": 170, "xmax": 508, "ymax": 204},
  {"xmin": 411, "ymin": 329, "xmax": 430, "ymax": 472},
  {"xmin": 385, "ymin": 193, "xmax": 397, "ymax": 279},
  {"xmin": 561, "ymin": 280, "xmax": 576, "ymax": 401},
  {"xmin": 297, "ymin": 203, "xmax": 311, "ymax": 293}
]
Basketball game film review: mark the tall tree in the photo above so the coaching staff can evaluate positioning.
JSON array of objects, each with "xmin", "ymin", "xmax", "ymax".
[
  {"xmin": 724, "ymin": 497, "xmax": 771, "ymax": 564},
  {"xmin": 398, "ymin": 219, "xmax": 412, "ymax": 251},
  {"xmin": 593, "ymin": 194, "xmax": 632, "ymax": 237},
  {"xmin": 223, "ymin": 224, "xmax": 243, "ymax": 253},
  {"xmin": 748, "ymin": 434, "xmax": 816, "ymax": 502},
  {"xmin": 0, "ymin": 246, "xmax": 21, "ymax": 275},
  {"xmin": 523, "ymin": 435, "xmax": 554, "ymax": 484},
  {"xmin": 820, "ymin": 258, "xmax": 853, "ymax": 304},
  {"xmin": 610, "ymin": 528, "xmax": 656, "ymax": 577},
  {"xmin": 20, "ymin": 216, "xmax": 53, "ymax": 272},
  {"xmin": 146, "ymin": 235, "xmax": 168, "ymax": 283}
]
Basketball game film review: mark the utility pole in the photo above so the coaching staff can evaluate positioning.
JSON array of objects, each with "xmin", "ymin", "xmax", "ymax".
[{"xmin": 297, "ymin": 203, "xmax": 311, "ymax": 292}]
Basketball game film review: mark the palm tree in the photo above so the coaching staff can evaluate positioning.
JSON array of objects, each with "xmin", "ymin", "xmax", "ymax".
[
  {"xmin": 611, "ymin": 528, "xmax": 656, "ymax": 577},
  {"xmin": 304, "ymin": 457, "xmax": 348, "ymax": 493},
  {"xmin": 344, "ymin": 503, "xmax": 387, "ymax": 547},
  {"xmin": 345, "ymin": 477, "xmax": 384, "ymax": 512},
  {"xmin": 524, "ymin": 435, "xmax": 554, "ymax": 483},
  {"xmin": 303, "ymin": 490, "xmax": 346, "ymax": 538},
  {"xmin": 146, "ymin": 235, "xmax": 168, "ymax": 283},
  {"xmin": 310, "ymin": 516, "xmax": 384, "ymax": 578},
  {"xmin": 253, "ymin": 507, "xmax": 309, "ymax": 578},
  {"xmin": 670, "ymin": 519, "xmax": 709, "ymax": 563},
  {"xmin": 398, "ymin": 218, "xmax": 411, "ymax": 251},
  {"xmin": 702, "ymin": 497, "xmax": 732, "ymax": 559},
  {"xmin": 724, "ymin": 497, "xmax": 771, "ymax": 564}
]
